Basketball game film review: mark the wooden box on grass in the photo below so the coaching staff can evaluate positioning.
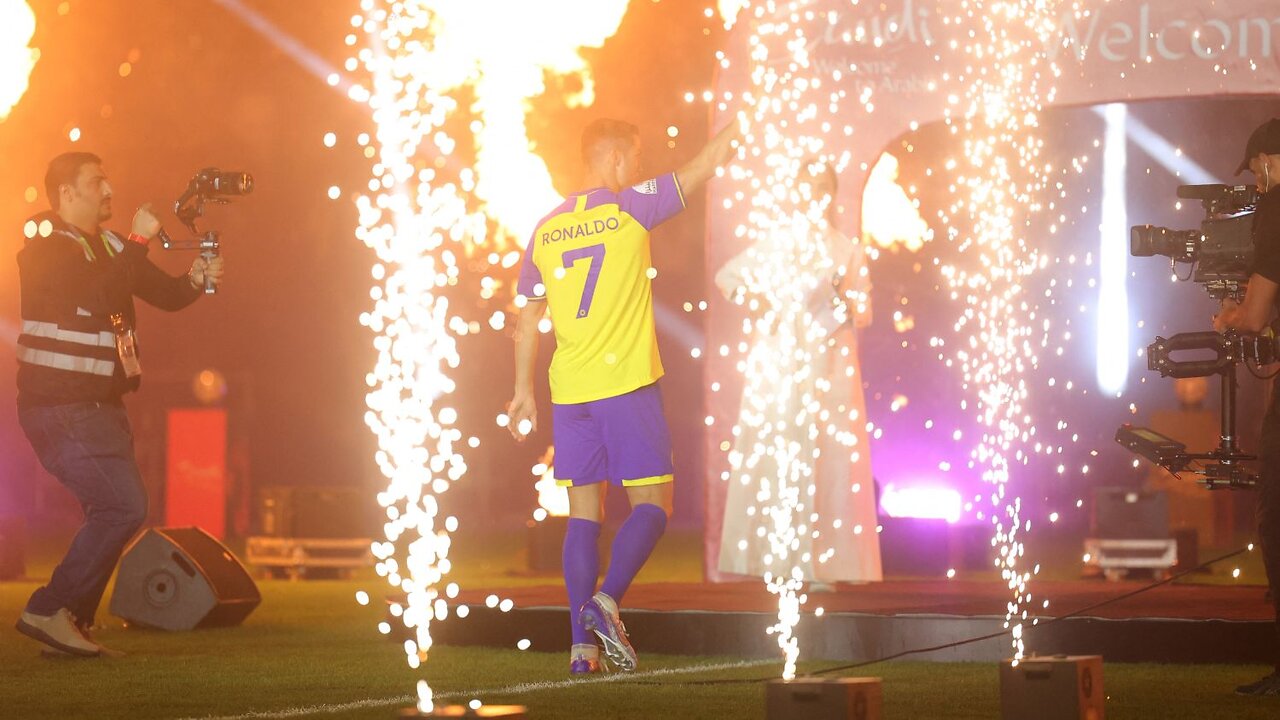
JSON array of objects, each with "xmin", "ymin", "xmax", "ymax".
[
  {"xmin": 766, "ymin": 677, "xmax": 882, "ymax": 720},
  {"xmin": 1000, "ymin": 655, "xmax": 1103, "ymax": 720}
]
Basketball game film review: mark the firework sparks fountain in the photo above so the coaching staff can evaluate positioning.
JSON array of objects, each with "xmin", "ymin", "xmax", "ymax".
[
  {"xmin": 715, "ymin": 1, "xmax": 865, "ymax": 681},
  {"xmin": 350, "ymin": 0, "xmax": 626, "ymax": 714},
  {"xmin": 714, "ymin": 0, "xmax": 1083, "ymax": 679},
  {"xmin": 941, "ymin": 0, "xmax": 1077, "ymax": 665}
]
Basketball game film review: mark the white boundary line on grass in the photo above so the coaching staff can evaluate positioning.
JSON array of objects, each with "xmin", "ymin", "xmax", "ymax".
[{"xmin": 182, "ymin": 658, "xmax": 777, "ymax": 720}]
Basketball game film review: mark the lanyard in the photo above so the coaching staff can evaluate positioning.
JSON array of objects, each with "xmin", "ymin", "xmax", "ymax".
[{"xmin": 74, "ymin": 231, "xmax": 117, "ymax": 262}]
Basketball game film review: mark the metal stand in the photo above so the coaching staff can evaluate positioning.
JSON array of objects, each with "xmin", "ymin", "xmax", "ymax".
[
  {"xmin": 1083, "ymin": 538, "xmax": 1177, "ymax": 581},
  {"xmin": 244, "ymin": 536, "xmax": 373, "ymax": 579}
]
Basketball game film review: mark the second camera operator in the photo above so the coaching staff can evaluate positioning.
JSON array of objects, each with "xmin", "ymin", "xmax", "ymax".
[{"xmin": 1213, "ymin": 118, "xmax": 1280, "ymax": 696}]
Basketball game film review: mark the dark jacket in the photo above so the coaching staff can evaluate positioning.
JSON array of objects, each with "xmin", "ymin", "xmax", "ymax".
[{"xmin": 16, "ymin": 212, "xmax": 202, "ymax": 407}]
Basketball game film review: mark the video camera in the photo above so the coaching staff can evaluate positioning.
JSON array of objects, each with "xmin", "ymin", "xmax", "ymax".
[
  {"xmin": 1117, "ymin": 184, "xmax": 1267, "ymax": 488},
  {"xmin": 157, "ymin": 168, "xmax": 254, "ymax": 294},
  {"xmin": 1129, "ymin": 183, "xmax": 1258, "ymax": 301}
]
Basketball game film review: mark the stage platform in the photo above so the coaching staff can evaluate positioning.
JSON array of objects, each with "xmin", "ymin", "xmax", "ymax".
[{"xmin": 433, "ymin": 579, "xmax": 1275, "ymax": 664}]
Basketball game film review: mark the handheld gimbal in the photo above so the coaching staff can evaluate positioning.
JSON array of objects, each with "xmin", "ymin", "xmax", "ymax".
[{"xmin": 156, "ymin": 168, "xmax": 253, "ymax": 294}]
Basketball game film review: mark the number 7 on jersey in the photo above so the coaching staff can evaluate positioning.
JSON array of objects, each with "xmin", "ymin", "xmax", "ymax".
[{"xmin": 562, "ymin": 243, "xmax": 606, "ymax": 319}]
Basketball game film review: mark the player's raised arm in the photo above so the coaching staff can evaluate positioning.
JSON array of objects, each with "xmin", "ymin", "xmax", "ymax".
[{"xmin": 675, "ymin": 114, "xmax": 743, "ymax": 195}]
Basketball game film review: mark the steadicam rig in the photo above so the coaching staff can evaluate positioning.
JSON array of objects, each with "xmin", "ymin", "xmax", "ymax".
[
  {"xmin": 1116, "ymin": 331, "xmax": 1280, "ymax": 489},
  {"xmin": 156, "ymin": 168, "xmax": 254, "ymax": 294},
  {"xmin": 1118, "ymin": 183, "xmax": 1269, "ymax": 489}
]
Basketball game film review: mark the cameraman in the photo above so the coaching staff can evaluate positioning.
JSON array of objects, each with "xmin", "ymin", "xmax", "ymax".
[
  {"xmin": 12, "ymin": 152, "xmax": 224, "ymax": 658},
  {"xmin": 1214, "ymin": 118, "xmax": 1280, "ymax": 696}
]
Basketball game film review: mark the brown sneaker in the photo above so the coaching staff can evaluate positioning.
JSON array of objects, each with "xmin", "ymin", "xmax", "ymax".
[{"xmin": 16, "ymin": 609, "xmax": 101, "ymax": 657}]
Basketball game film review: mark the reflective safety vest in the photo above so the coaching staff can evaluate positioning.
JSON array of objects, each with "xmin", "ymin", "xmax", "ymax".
[
  {"xmin": 16, "ymin": 223, "xmax": 133, "ymax": 404},
  {"xmin": 17, "ymin": 320, "xmax": 118, "ymax": 377}
]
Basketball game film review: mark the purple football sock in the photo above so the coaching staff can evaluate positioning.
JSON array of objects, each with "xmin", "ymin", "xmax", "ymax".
[
  {"xmin": 600, "ymin": 503, "xmax": 668, "ymax": 604},
  {"xmin": 563, "ymin": 518, "xmax": 601, "ymax": 645}
]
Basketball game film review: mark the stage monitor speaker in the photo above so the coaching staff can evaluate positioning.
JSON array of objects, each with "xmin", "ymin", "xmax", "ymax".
[
  {"xmin": 766, "ymin": 678, "xmax": 882, "ymax": 720},
  {"xmin": 1000, "ymin": 655, "xmax": 1104, "ymax": 720},
  {"xmin": 110, "ymin": 526, "xmax": 260, "ymax": 631}
]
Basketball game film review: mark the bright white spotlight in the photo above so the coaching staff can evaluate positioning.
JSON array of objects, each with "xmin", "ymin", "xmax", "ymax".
[{"xmin": 1096, "ymin": 103, "xmax": 1130, "ymax": 396}]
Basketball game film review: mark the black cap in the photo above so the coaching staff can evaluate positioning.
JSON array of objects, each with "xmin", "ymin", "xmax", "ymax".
[{"xmin": 1237, "ymin": 118, "xmax": 1280, "ymax": 175}]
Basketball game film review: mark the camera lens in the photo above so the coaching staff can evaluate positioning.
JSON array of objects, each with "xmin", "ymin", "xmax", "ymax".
[
  {"xmin": 214, "ymin": 172, "xmax": 252, "ymax": 196},
  {"xmin": 1130, "ymin": 225, "xmax": 1159, "ymax": 257}
]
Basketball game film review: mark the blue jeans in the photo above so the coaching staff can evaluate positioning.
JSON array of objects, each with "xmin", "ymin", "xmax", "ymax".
[{"xmin": 19, "ymin": 401, "xmax": 148, "ymax": 626}]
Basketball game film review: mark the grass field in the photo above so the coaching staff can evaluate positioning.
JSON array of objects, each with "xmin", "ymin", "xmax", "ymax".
[
  {"xmin": 1, "ymin": 574, "xmax": 1278, "ymax": 719},
  {"xmin": 2, "ymin": 524, "xmax": 1276, "ymax": 718}
]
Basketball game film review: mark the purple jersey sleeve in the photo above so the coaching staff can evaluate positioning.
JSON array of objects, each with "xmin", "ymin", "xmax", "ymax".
[
  {"xmin": 618, "ymin": 173, "xmax": 686, "ymax": 231},
  {"xmin": 516, "ymin": 232, "xmax": 545, "ymax": 299}
]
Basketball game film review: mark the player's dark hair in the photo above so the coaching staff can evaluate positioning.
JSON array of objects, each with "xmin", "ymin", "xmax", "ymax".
[{"xmin": 581, "ymin": 119, "xmax": 640, "ymax": 165}]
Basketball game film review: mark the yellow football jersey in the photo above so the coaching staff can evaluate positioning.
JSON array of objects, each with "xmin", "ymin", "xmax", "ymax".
[{"xmin": 517, "ymin": 173, "xmax": 686, "ymax": 404}]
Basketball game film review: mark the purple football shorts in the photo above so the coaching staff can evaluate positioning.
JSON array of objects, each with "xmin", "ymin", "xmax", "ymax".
[{"xmin": 551, "ymin": 382, "xmax": 674, "ymax": 487}]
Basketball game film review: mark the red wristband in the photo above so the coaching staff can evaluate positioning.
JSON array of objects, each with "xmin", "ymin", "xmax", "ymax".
[{"xmin": 127, "ymin": 233, "xmax": 150, "ymax": 246}]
